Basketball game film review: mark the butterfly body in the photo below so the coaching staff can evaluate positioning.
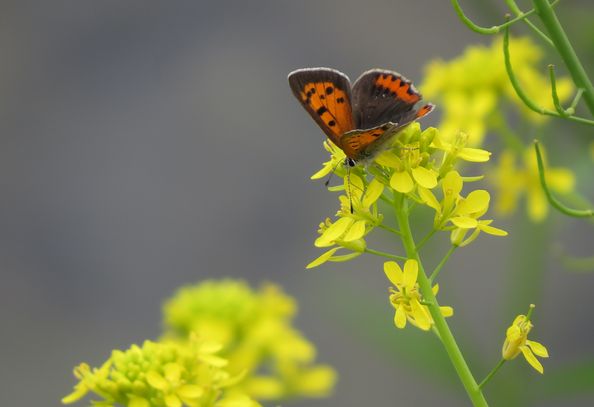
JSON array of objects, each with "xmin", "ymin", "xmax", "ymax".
[{"xmin": 288, "ymin": 67, "xmax": 434, "ymax": 165}]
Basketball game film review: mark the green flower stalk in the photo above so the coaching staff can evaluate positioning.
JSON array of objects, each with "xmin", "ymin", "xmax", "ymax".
[{"xmin": 309, "ymin": 122, "xmax": 509, "ymax": 406}]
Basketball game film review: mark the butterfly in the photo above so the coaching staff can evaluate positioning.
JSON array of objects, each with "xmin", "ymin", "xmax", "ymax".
[{"xmin": 288, "ymin": 67, "xmax": 434, "ymax": 167}]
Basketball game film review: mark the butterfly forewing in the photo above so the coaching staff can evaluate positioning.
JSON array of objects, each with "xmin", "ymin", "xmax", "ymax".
[
  {"xmin": 351, "ymin": 69, "xmax": 422, "ymax": 130},
  {"xmin": 288, "ymin": 68, "xmax": 355, "ymax": 146}
]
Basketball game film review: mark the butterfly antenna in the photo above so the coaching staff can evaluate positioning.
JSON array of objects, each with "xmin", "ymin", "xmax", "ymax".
[
  {"xmin": 324, "ymin": 159, "xmax": 344, "ymax": 187},
  {"xmin": 346, "ymin": 159, "xmax": 354, "ymax": 214}
]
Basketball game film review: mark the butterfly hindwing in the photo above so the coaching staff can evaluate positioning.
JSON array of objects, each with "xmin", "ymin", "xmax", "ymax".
[
  {"xmin": 288, "ymin": 68, "xmax": 355, "ymax": 145},
  {"xmin": 351, "ymin": 69, "xmax": 422, "ymax": 130},
  {"xmin": 340, "ymin": 103, "xmax": 435, "ymax": 162}
]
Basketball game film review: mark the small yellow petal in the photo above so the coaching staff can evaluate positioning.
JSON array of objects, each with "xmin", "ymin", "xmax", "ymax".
[
  {"xmin": 459, "ymin": 147, "xmax": 491, "ymax": 162},
  {"xmin": 478, "ymin": 223, "xmax": 508, "ymax": 236},
  {"xmin": 521, "ymin": 346, "xmax": 544, "ymax": 374},
  {"xmin": 451, "ymin": 216, "xmax": 478, "ymax": 229},
  {"xmin": 403, "ymin": 260, "xmax": 418, "ymax": 290},
  {"xmin": 418, "ymin": 186, "xmax": 441, "ymax": 212},
  {"xmin": 306, "ymin": 248, "xmax": 340, "ymax": 269},
  {"xmin": 526, "ymin": 340, "xmax": 549, "ymax": 358},
  {"xmin": 442, "ymin": 171, "xmax": 463, "ymax": 197},
  {"xmin": 459, "ymin": 190, "xmax": 490, "ymax": 214},
  {"xmin": 164, "ymin": 363, "xmax": 182, "ymax": 382},
  {"xmin": 342, "ymin": 220, "xmax": 367, "ymax": 242},
  {"xmin": 394, "ymin": 306, "xmax": 407, "ymax": 328},
  {"xmin": 177, "ymin": 384, "xmax": 204, "ymax": 400},
  {"xmin": 311, "ymin": 162, "xmax": 334, "ymax": 180},
  {"xmin": 361, "ymin": 179, "xmax": 384, "ymax": 207},
  {"xmin": 165, "ymin": 393, "xmax": 182, "ymax": 407},
  {"xmin": 411, "ymin": 167, "xmax": 438, "ymax": 189},
  {"xmin": 129, "ymin": 397, "xmax": 151, "ymax": 407},
  {"xmin": 384, "ymin": 261, "xmax": 404, "ymax": 286},
  {"xmin": 390, "ymin": 170, "xmax": 415, "ymax": 193},
  {"xmin": 315, "ymin": 217, "xmax": 354, "ymax": 246},
  {"xmin": 440, "ymin": 306, "xmax": 454, "ymax": 317},
  {"xmin": 410, "ymin": 300, "xmax": 431, "ymax": 331},
  {"xmin": 146, "ymin": 371, "xmax": 169, "ymax": 390}
]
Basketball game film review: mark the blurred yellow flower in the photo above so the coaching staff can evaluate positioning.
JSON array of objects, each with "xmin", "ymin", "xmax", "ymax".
[
  {"xmin": 422, "ymin": 37, "xmax": 573, "ymax": 145},
  {"xmin": 384, "ymin": 260, "xmax": 453, "ymax": 331},
  {"xmin": 490, "ymin": 147, "xmax": 575, "ymax": 222},
  {"xmin": 162, "ymin": 280, "xmax": 336, "ymax": 401},
  {"xmin": 502, "ymin": 305, "xmax": 549, "ymax": 374},
  {"xmin": 63, "ymin": 337, "xmax": 258, "ymax": 407}
]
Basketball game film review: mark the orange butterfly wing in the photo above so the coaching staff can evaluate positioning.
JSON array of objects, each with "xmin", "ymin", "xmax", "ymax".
[
  {"xmin": 340, "ymin": 103, "xmax": 435, "ymax": 161},
  {"xmin": 288, "ymin": 68, "xmax": 355, "ymax": 146}
]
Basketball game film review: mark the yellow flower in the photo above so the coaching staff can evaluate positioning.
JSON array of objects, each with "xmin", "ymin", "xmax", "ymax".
[
  {"xmin": 375, "ymin": 123, "xmax": 439, "ymax": 194},
  {"xmin": 162, "ymin": 280, "xmax": 337, "ymax": 401},
  {"xmin": 311, "ymin": 140, "xmax": 347, "ymax": 180},
  {"xmin": 502, "ymin": 305, "xmax": 549, "ymax": 374},
  {"xmin": 419, "ymin": 171, "xmax": 507, "ymax": 246},
  {"xmin": 307, "ymin": 174, "xmax": 383, "ymax": 268},
  {"xmin": 422, "ymin": 37, "xmax": 573, "ymax": 145},
  {"xmin": 383, "ymin": 260, "xmax": 453, "ymax": 331},
  {"xmin": 62, "ymin": 337, "xmax": 258, "ymax": 407},
  {"xmin": 490, "ymin": 147, "xmax": 575, "ymax": 222}
]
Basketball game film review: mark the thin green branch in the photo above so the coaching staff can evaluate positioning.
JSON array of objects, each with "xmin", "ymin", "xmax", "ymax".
[
  {"xmin": 532, "ymin": 0, "xmax": 594, "ymax": 116},
  {"xmin": 505, "ymin": 0, "xmax": 554, "ymax": 46},
  {"xmin": 451, "ymin": 0, "xmax": 537, "ymax": 35},
  {"xmin": 416, "ymin": 229, "xmax": 437, "ymax": 252},
  {"xmin": 377, "ymin": 223, "xmax": 402, "ymax": 236},
  {"xmin": 479, "ymin": 359, "xmax": 506, "ymax": 389},
  {"xmin": 430, "ymin": 246, "xmax": 457, "ymax": 282},
  {"xmin": 549, "ymin": 64, "xmax": 571, "ymax": 116},
  {"xmin": 533, "ymin": 140, "xmax": 594, "ymax": 218},
  {"xmin": 549, "ymin": 64, "xmax": 584, "ymax": 116},
  {"xmin": 394, "ymin": 192, "xmax": 488, "ymax": 407},
  {"xmin": 364, "ymin": 248, "xmax": 408, "ymax": 261},
  {"xmin": 503, "ymin": 23, "xmax": 594, "ymax": 126}
]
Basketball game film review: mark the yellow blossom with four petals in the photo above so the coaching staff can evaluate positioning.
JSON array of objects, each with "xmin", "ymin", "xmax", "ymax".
[{"xmin": 384, "ymin": 260, "xmax": 453, "ymax": 331}]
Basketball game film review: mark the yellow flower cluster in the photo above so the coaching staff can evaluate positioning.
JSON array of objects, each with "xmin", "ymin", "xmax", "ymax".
[
  {"xmin": 309, "ymin": 123, "xmax": 505, "ymax": 267},
  {"xmin": 384, "ymin": 260, "xmax": 453, "ymax": 331},
  {"xmin": 490, "ymin": 146, "xmax": 575, "ymax": 222},
  {"xmin": 162, "ymin": 280, "xmax": 336, "ymax": 401},
  {"xmin": 422, "ymin": 37, "xmax": 573, "ymax": 145},
  {"xmin": 63, "ymin": 337, "xmax": 259, "ymax": 407}
]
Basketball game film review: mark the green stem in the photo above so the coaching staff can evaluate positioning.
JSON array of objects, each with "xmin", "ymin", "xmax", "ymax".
[
  {"xmin": 503, "ymin": 23, "xmax": 594, "ymax": 126},
  {"xmin": 416, "ymin": 229, "xmax": 437, "ymax": 251},
  {"xmin": 364, "ymin": 248, "xmax": 408, "ymax": 261},
  {"xmin": 377, "ymin": 223, "xmax": 402, "ymax": 236},
  {"xmin": 394, "ymin": 192, "xmax": 488, "ymax": 407},
  {"xmin": 451, "ymin": 0, "xmax": 537, "ymax": 35},
  {"xmin": 533, "ymin": 140, "xmax": 594, "ymax": 217},
  {"xmin": 532, "ymin": 0, "xmax": 594, "ymax": 116},
  {"xmin": 505, "ymin": 0, "xmax": 554, "ymax": 47},
  {"xmin": 479, "ymin": 359, "xmax": 506, "ymax": 389},
  {"xmin": 430, "ymin": 246, "xmax": 457, "ymax": 282}
]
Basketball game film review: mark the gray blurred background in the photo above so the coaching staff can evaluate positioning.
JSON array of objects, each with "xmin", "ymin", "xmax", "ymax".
[{"xmin": 1, "ymin": 1, "xmax": 593, "ymax": 406}]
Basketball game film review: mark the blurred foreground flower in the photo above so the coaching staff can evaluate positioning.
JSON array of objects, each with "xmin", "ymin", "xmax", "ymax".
[
  {"xmin": 502, "ymin": 305, "xmax": 549, "ymax": 374},
  {"xmin": 384, "ymin": 260, "xmax": 453, "ymax": 331},
  {"xmin": 63, "ymin": 337, "xmax": 259, "ymax": 407},
  {"xmin": 162, "ymin": 279, "xmax": 336, "ymax": 401},
  {"xmin": 422, "ymin": 37, "xmax": 572, "ymax": 145}
]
